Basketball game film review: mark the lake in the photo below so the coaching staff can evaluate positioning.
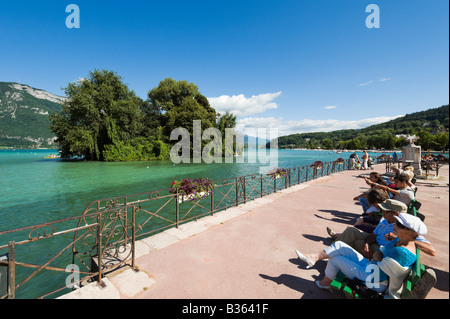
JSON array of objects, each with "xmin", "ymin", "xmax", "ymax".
[
  {"xmin": 0, "ymin": 148, "xmax": 382, "ymax": 298},
  {"xmin": 0, "ymin": 148, "xmax": 377, "ymax": 230}
]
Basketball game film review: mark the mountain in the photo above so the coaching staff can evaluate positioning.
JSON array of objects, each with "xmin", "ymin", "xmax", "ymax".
[
  {"xmin": 273, "ymin": 104, "xmax": 449, "ymax": 150},
  {"xmin": 0, "ymin": 82, "xmax": 65, "ymax": 148}
]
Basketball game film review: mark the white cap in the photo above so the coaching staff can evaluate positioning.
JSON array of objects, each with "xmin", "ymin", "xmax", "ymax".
[{"xmin": 395, "ymin": 213, "xmax": 427, "ymax": 236}]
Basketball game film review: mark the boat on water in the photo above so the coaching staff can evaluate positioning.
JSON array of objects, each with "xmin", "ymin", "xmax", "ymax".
[{"xmin": 44, "ymin": 154, "xmax": 61, "ymax": 159}]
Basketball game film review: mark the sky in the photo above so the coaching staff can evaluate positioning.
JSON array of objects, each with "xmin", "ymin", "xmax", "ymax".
[{"xmin": 1, "ymin": 0, "xmax": 449, "ymax": 137}]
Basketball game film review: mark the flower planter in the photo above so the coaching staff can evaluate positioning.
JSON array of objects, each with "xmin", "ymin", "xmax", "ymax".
[
  {"xmin": 310, "ymin": 161, "xmax": 324, "ymax": 170},
  {"xmin": 177, "ymin": 191, "xmax": 212, "ymax": 203},
  {"xmin": 170, "ymin": 177, "xmax": 212, "ymax": 203},
  {"xmin": 268, "ymin": 168, "xmax": 287, "ymax": 180}
]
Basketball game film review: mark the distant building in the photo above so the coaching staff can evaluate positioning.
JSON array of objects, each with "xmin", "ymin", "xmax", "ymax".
[{"xmin": 395, "ymin": 134, "xmax": 418, "ymax": 144}]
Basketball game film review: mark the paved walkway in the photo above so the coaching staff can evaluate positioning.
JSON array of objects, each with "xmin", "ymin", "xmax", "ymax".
[{"xmin": 60, "ymin": 164, "xmax": 449, "ymax": 299}]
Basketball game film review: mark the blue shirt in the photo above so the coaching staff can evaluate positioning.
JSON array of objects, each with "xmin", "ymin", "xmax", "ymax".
[
  {"xmin": 373, "ymin": 218, "xmax": 430, "ymax": 245},
  {"xmin": 374, "ymin": 238, "xmax": 417, "ymax": 281},
  {"xmin": 373, "ymin": 219, "xmax": 394, "ymax": 246},
  {"xmin": 382, "ymin": 238, "xmax": 417, "ymax": 268}
]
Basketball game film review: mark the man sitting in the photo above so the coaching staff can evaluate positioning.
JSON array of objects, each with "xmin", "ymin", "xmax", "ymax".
[
  {"xmin": 326, "ymin": 199, "xmax": 436, "ymax": 259},
  {"xmin": 364, "ymin": 174, "xmax": 415, "ymax": 206}
]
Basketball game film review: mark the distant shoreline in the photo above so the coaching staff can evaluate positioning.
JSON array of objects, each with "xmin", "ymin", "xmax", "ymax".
[{"xmin": 1, "ymin": 147, "xmax": 448, "ymax": 156}]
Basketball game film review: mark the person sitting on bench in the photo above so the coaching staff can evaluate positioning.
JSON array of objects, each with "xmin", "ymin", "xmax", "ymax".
[
  {"xmin": 326, "ymin": 199, "xmax": 435, "ymax": 259},
  {"xmin": 295, "ymin": 209, "xmax": 427, "ymax": 294},
  {"xmin": 365, "ymin": 174, "xmax": 415, "ymax": 206}
]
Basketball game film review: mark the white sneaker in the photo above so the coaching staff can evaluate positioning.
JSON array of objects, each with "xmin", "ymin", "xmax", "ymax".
[{"xmin": 295, "ymin": 250, "xmax": 314, "ymax": 269}]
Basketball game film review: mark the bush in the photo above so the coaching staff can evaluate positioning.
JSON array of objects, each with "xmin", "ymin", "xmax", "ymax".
[{"xmin": 103, "ymin": 139, "xmax": 170, "ymax": 161}]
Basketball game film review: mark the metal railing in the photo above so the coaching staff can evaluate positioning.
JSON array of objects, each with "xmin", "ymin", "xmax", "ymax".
[{"xmin": 0, "ymin": 159, "xmax": 349, "ymax": 299}]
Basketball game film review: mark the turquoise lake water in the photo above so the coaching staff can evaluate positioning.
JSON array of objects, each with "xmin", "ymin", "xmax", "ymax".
[
  {"xmin": 0, "ymin": 148, "xmax": 382, "ymax": 298},
  {"xmin": 0, "ymin": 148, "xmax": 372, "ymax": 231}
]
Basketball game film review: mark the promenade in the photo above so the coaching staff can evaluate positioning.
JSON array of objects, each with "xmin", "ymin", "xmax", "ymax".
[{"xmin": 60, "ymin": 163, "xmax": 449, "ymax": 299}]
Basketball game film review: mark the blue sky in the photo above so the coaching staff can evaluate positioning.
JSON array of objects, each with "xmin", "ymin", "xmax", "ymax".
[{"xmin": 1, "ymin": 0, "xmax": 448, "ymax": 137}]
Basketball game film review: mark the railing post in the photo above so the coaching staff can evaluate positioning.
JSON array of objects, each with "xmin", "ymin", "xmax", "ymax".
[
  {"xmin": 176, "ymin": 188, "xmax": 180, "ymax": 228},
  {"xmin": 285, "ymin": 170, "xmax": 288, "ymax": 189},
  {"xmin": 131, "ymin": 206, "xmax": 136, "ymax": 269},
  {"xmin": 8, "ymin": 241, "xmax": 15, "ymax": 299},
  {"xmin": 211, "ymin": 186, "xmax": 214, "ymax": 216},
  {"xmin": 235, "ymin": 178, "xmax": 239, "ymax": 206},
  {"xmin": 260, "ymin": 174, "xmax": 263, "ymax": 197},
  {"xmin": 96, "ymin": 213, "xmax": 103, "ymax": 286},
  {"xmin": 243, "ymin": 177, "xmax": 246, "ymax": 204}
]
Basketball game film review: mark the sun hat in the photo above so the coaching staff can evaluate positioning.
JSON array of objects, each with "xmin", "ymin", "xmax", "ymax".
[
  {"xmin": 378, "ymin": 199, "xmax": 407, "ymax": 214},
  {"xmin": 395, "ymin": 213, "xmax": 427, "ymax": 236}
]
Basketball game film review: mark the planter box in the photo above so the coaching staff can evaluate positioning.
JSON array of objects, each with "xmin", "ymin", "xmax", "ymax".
[
  {"xmin": 270, "ymin": 174, "xmax": 286, "ymax": 180},
  {"xmin": 177, "ymin": 191, "xmax": 211, "ymax": 203}
]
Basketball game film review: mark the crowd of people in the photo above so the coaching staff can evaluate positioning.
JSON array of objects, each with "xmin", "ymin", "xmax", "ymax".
[
  {"xmin": 295, "ymin": 163, "xmax": 436, "ymax": 299},
  {"xmin": 348, "ymin": 150, "xmax": 374, "ymax": 170}
]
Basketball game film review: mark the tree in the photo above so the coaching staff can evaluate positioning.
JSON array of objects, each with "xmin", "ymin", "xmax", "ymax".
[
  {"xmin": 432, "ymin": 132, "xmax": 449, "ymax": 151},
  {"xmin": 416, "ymin": 129, "xmax": 433, "ymax": 150},
  {"xmin": 50, "ymin": 70, "xmax": 145, "ymax": 160},
  {"xmin": 217, "ymin": 111, "xmax": 237, "ymax": 156},
  {"xmin": 141, "ymin": 100, "xmax": 163, "ymax": 139},
  {"xmin": 321, "ymin": 138, "xmax": 334, "ymax": 150},
  {"xmin": 147, "ymin": 78, "xmax": 217, "ymax": 135},
  {"xmin": 147, "ymin": 78, "xmax": 219, "ymax": 150}
]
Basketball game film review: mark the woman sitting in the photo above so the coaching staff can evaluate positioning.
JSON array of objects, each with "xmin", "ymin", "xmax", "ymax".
[
  {"xmin": 402, "ymin": 169, "xmax": 417, "ymax": 193},
  {"xmin": 354, "ymin": 172, "xmax": 388, "ymax": 213},
  {"xmin": 354, "ymin": 188, "xmax": 389, "ymax": 233},
  {"xmin": 296, "ymin": 203, "xmax": 427, "ymax": 298}
]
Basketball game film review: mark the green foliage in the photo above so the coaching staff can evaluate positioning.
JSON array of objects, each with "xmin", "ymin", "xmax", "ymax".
[
  {"xmin": 148, "ymin": 78, "xmax": 218, "ymax": 140},
  {"xmin": 49, "ymin": 72, "xmax": 232, "ymax": 161},
  {"xmin": 103, "ymin": 138, "xmax": 170, "ymax": 161},
  {"xmin": 50, "ymin": 70, "xmax": 146, "ymax": 160}
]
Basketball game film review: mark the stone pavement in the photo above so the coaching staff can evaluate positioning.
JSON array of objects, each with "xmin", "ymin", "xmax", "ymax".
[{"xmin": 59, "ymin": 164, "xmax": 449, "ymax": 299}]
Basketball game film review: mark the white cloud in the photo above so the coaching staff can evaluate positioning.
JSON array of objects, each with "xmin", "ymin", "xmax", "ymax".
[
  {"xmin": 359, "ymin": 80, "xmax": 374, "ymax": 87},
  {"xmin": 324, "ymin": 105, "xmax": 337, "ymax": 109},
  {"xmin": 359, "ymin": 78, "xmax": 391, "ymax": 87},
  {"xmin": 208, "ymin": 91, "xmax": 282, "ymax": 116},
  {"xmin": 236, "ymin": 115, "xmax": 403, "ymax": 138}
]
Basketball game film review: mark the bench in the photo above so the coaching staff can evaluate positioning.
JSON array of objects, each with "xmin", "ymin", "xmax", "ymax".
[
  {"xmin": 330, "ymin": 271, "xmax": 380, "ymax": 299},
  {"xmin": 330, "ymin": 206, "xmax": 435, "ymax": 299},
  {"xmin": 407, "ymin": 199, "xmax": 425, "ymax": 221}
]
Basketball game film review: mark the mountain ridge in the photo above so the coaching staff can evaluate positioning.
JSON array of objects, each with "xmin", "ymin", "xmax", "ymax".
[
  {"xmin": 273, "ymin": 104, "xmax": 449, "ymax": 150},
  {"xmin": 0, "ymin": 81, "xmax": 65, "ymax": 148}
]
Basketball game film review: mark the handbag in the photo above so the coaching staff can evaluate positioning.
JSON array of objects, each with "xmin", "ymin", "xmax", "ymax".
[{"xmin": 346, "ymin": 278, "xmax": 380, "ymax": 298}]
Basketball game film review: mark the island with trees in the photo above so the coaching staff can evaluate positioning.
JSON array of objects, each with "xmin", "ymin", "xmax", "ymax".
[{"xmin": 49, "ymin": 70, "xmax": 237, "ymax": 161}]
